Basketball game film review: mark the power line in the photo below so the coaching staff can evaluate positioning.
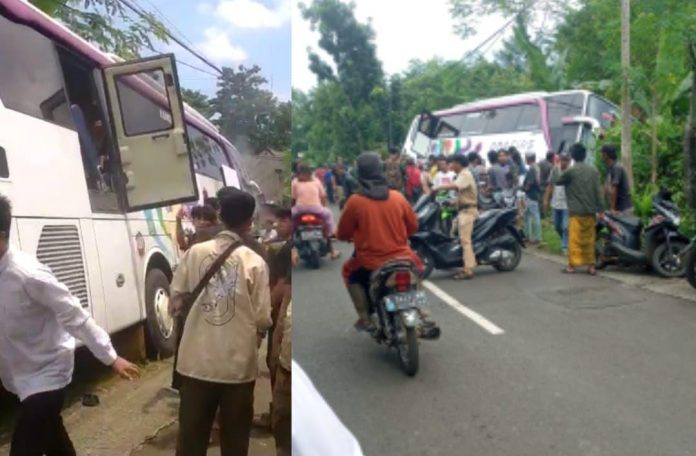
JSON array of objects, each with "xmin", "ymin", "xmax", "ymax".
[
  {"xmin": 116, "ymin": 0, "xmax": 223, "ymax": 75},
  {"xmin": 135, "ymin": 0, "xmax": 197, "ymax": 48},
  {"xmin": 461, "ymin": 0, "xmax": 539, "ymax": 62},
  {"xmin": 176, "ymin": 60, "xmax": 220, "ymax": 78}
]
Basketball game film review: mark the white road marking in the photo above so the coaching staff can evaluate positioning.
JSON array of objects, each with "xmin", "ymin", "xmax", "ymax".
[{"xmin": 422, "ymin": 280, "xmax": 505, "ymax": 335}]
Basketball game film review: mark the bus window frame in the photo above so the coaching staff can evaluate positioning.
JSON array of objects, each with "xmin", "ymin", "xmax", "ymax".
[{"xmin": 55, "ymin": 43, "xmax": 128, "ymax": 214}]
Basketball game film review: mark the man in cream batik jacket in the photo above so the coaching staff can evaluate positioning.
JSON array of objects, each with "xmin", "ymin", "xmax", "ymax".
[{"xmin": 171, "ymin": 187, "xmax": 272, "ymax": 456}]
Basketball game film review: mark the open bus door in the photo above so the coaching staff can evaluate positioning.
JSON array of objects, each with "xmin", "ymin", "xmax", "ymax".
[
  {"xmin": 410, "ymin": 111, "xmax": 460, "ymax": 158},
  {"xmin": 102, "ymin": 54, "xmax": 197, "ymax": 212},
  {"xmin": 562, "ymin": 115, "xmax": 600, "ymax": 164}
]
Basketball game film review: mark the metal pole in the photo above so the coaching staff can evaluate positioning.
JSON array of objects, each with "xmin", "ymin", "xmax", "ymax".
[{"xmin": 621, "ymin": 0, "xmax": 634, "ymax": 188}]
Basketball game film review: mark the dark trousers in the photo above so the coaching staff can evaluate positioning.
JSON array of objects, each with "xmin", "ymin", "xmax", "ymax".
[
  {"xmin": 171, "ymin": 315, "xmax": 185, "ymax": 390},
  {"xmin": 176, "ymin": 376, "xmax": 255, "ymax": 456},
  {"xmin": 11, "ymin": 388, "xmax": 76, "ymax": 456},
  {"xmin": 272, "ymin": 367, "xmax": 291, "ymax": 456}
]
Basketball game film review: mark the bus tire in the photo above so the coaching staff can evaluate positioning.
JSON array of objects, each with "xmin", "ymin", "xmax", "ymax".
[{"xmin": 145, "ymin": 269, "xmax": 176, "ymax": 359}]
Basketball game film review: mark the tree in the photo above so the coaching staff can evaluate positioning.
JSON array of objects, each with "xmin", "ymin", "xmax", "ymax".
[
  {"xmin": 211, "ymin": 65, "xmax": 289, "ymax": 154},
  {"xmin": 182, "ymin": 89, "xmax": 213, "ymax": 119},
  {"xmin": 449, "ymin": 0, "xmax": 569, "ymax": 40},
  {"xmin": 300, "ymin": 0, "xmax": 386, "ymax": 153},
  {"xmin": 31, "ymin": 0, "xmax": 169, "ymax": 59}
]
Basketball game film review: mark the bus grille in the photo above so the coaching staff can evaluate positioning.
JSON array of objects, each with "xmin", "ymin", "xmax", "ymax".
[{"xmin": 36, "ymin": 225, "xmax": 89, "ymax": 309}]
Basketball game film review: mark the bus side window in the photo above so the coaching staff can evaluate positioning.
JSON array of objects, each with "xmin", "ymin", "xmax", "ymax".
[
  {"xmin": 0, "ymin": 15, "xmax": 73, "ymax": 129},
  {"xmin": 188, "ymin": 126, "xmax": 230, "ymax": 181}
]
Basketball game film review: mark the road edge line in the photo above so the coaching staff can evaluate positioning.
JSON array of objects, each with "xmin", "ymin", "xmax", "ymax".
[{"xmin": 422, "ymin": 280, "xmax": 505, "ymax": 335}]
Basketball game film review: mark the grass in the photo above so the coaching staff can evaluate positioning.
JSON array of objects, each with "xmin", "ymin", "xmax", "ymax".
[{"xmin": 541, "ymin": 217, "xmax": 564, "ymax": 256}]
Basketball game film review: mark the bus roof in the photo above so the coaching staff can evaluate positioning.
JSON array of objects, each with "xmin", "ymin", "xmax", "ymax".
[
  {"xmin": 435, "ymin": 90, "xmax": 593, "ymax": 117},
  {"xmin": 0, "ymin": 0, "xmax": 231, "ymax": 158}
]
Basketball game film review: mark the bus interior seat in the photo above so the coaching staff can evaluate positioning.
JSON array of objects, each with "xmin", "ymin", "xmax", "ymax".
[{"xmin": 70, "ymin": 104, "xmax": 107, "ymax": 193}]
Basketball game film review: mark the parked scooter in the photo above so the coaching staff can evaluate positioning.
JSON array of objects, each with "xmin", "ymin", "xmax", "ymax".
[
  {"xmin": 293, "ymin": 213, "xmax": 329, "ymax": 269},
  {"xmin": 411, "ymin": 193, "xmax": 525, "ymax": 279},
  {"xmin": 596, "ymin": 190, "xmax": 690, "ymax": 277},
  {"xmin": 478, "ymin": 188, "xmax": 522, "ymax": 211},
  {"xmin": 683, "ymin": 236, "xmax": 696, "ymax": 289}
]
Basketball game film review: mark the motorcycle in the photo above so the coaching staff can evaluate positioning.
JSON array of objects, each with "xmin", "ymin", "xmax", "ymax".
[
  {"xmin": 365, "ymin": 259, "xmax": 428, "ymax": 376},
  {"xmin": 683, "ymin": 237, "xmax": 696, "ymax": 288},
  {"xmin": 293, "ymin": 213, "xmax": 329, "ymax": 269},
  {"xmin": 411, "ymin": 193, "xmax": 526, "ymax": 279},
  {"xmin": 596, "ymin": 190, "xmax": 690, "ymax": 278},
  {"xmin": 478, "ymin": 188, "xmax": 522, "ymax": 211}
]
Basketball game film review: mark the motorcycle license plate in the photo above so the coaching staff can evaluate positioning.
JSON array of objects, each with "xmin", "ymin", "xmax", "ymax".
[
  {"xmin": 300, "ymin": 230, "xmax": 323, "ymax": 241},
  {"xmin": 383, "ymin": 290, "xmax": 427, "ymax": 312}
]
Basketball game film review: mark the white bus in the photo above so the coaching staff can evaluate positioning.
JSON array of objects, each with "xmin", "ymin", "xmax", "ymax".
[
  {"xmin": 0, "ymin": 0, "xmax": 252, "ymax": 357},
  {"xmin": 403, "ymin": 90, "xmax": 619, "ymax": 164}
]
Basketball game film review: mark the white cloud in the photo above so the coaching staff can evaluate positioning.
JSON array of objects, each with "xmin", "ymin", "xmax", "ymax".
[
  {"xmin": 292, "ymin": 0, "xmax": 507, "ymax": 92},
  {"xmin": 196, "ymin": 28, "xmax": 248, "ymax": 64},
  {"xmin": 197, "ymin": 2, "xmax": 213, "ymax": 14},
  {"xmin": 215, "ymin": 0, "xmax": 291, "ymax": 29}
]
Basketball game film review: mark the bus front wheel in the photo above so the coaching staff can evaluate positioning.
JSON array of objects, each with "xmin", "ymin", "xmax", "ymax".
[{"xmin": 145, "ymin": 269, "xmax": 176, "ymax": 359}]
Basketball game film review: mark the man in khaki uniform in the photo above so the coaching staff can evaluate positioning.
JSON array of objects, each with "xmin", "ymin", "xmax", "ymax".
[
  {"xmin": 435, "ymin": 154, "xmax": 478, "ymax": 279},
  {"xmin": 171, "ymin": 187, "xmax": 272, "ymax": 456}
]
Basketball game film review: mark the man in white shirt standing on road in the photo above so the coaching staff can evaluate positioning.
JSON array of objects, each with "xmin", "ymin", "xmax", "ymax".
[{"xmin": 0, "ymin": 194, "xmax": 139, "ymax": 456}]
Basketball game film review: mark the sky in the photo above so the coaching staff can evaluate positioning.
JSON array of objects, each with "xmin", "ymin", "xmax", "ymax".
[
  {"xmin": 292, "ymin": 0, "xmax": 507, "ymax": 93},
  {"xmin": 140, "ymin": 0, "xmax": 291, "ymax": 100}
]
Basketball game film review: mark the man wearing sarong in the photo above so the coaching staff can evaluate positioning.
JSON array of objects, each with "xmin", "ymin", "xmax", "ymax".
[{"xmin": 552, "ymin": 143, "xmax": 604, "ymax": 275}]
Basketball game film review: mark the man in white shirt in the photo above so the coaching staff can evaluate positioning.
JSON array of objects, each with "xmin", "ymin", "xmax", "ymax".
[
  {"xmin": 544, "ymin": 152, "xmax": 571, "ymax": 254},
  {"xmin": 171, "ymin": 187, "xmax": 272, "ymax": 456},
  {"xmin": 292, "ymin": 361, "xmax": 364, "ymax": 456},
  {"xmin": 0, "ymin": 194, "xmax": 139, "ymax": 456},
  {"xmin": 428, "ymin": 156, "xmax": 457, "ymax": 201}
]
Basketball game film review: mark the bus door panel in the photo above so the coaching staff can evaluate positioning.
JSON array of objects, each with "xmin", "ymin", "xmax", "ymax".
[
  {"xmin": 102, "ymin": 54, "xmax": 197, "ymax": 212},
  {"xmin": 0, "ymin": 106, "xmax": 91, "ymax": 219},
  {"xmin": 92, "ymin": 219, "xmax": 141, "ymax": 332},
  {"xmin": 411, "ymin": 111, "xmax": 438, "ymax": 158},
  {"xmin": 78, "ymin": 219, "xmax": 108, "ymax": 329},
  {"xmin": 14, "ymin": 219, "xmax": 93, "ymax": 315}
]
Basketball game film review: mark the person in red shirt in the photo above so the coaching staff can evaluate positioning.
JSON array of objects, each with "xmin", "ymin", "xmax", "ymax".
[
  {"xmin": 404, "ymin": 156, "xmax": 423, "ymax": 203},
  {"xmin": 337, "ymin": 152, "xmax": 423, "ymax": 331}
]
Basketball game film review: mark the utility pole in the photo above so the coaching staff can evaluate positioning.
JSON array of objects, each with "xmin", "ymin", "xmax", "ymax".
[
  {"xmin": 686, "ymin": 42, "xmax": 696, "ymax": 209},
  {"xmin": 621, "ymin": 0, "xmax": 634, "ymax": 189}
]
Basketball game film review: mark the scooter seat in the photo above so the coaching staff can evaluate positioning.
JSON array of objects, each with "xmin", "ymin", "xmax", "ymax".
[{"xmin": 371, "ymin": 259, "xmax": 418, "ymax": 280}]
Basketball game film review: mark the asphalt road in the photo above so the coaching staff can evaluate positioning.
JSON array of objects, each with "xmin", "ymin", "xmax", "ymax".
[{"xmin": 294, "ymin": 240, "xmax": 696, "ymax": 456}]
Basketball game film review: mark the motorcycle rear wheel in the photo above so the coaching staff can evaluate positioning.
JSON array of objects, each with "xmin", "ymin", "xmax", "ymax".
[
  {"xmin": 397, "ymin": 325, "xmax": 419, "ymax": 377},
  {"xmin": 652, "ymin": 241, "xmax": 687, "ymax": 278},
  {"xmin": 307, "ymin": 250, "xmax": 321, "ymax": 270},
  {"xmin": 686, "ymin": 249, "xmax": 696, "ymax": 289}
]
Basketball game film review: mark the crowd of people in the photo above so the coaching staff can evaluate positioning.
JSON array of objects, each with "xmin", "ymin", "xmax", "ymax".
[
  {"xmin": 351, "ymin": 142, "xmax": 633, "ymax": 280},
  {"xmin": 0, "ymin": 186, "xmax": 293, "ymax": 456}
]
